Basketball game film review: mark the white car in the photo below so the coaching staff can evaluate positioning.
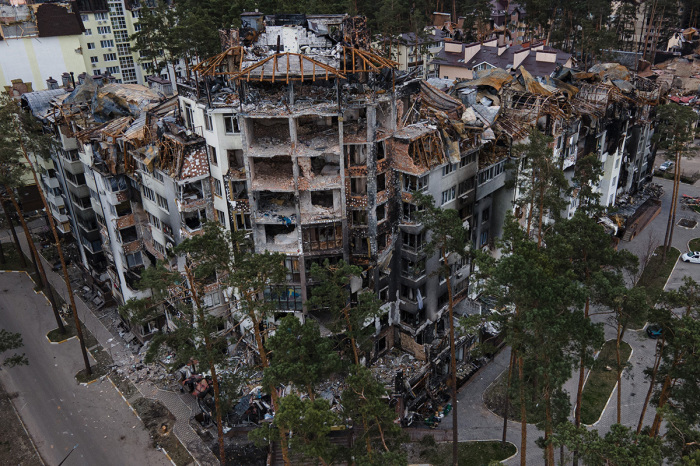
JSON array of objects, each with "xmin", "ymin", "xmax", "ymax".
[
  {"xmin": 681, "ymin": 251, "xmax": 700, "ymax": 263},
  {"xmin": 659, "ymin": 161, "xmax": 675, "ymax": 171}
]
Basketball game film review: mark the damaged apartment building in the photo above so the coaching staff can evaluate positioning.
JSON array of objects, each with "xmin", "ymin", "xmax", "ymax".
[
  {"xmin": 23, "ymin": 74, "xmax": 233, "ymax": 343},
  {"xmin": 178, "ymin": 13, "xmax": 480, "ymax": 408},
  {"xmin": 18, "ymin": 11, "xmax": 662, "ymax": 424}
]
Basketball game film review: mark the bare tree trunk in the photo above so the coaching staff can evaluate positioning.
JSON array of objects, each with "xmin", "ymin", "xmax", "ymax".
[
  {"xmin": 184, "ymin": 265, "xmax": 226, "ymax": 465},
  {"xmin": 666, "ymin": 153, "xmax": 682, "ymax": 255},
  {"xmin": 650, "ymin": 350, "xmax": 681, "ymax": 437},
  {"xmin": 637, "ymin": 335, "xmax": 664, "ymax": 434},
  {"xmin": 248, "ymin": 301, "xmax": 291, "ymax": 466},
  {"xmin": 6, "ymin": 198, "xmax": 42, "ymax": 281},
  {"xmin": 543, "ymin": 380, "xmax": 555, "ymax": 465},
  {"xmin": 503, "ymin": 349, "xmax": 516, "ymax": 446},
  {"xmin": 444, "ymin": 251, "xmax": 459, "ymax": 466},
  {"xmin": 573, "ymin": 296, "xmax": 590, "ymax": 466},
  {"xmin": 661, "ymin": 153, "xmax": 679, "ymax": 262},
  {"xmin": 343, "ymin": 304, "xmax": 373, "ymax": 457},
  {"xmin": 5, "ymin": 189, "xmax": 65, "ymax": 334},
  {"xmin": 2, "ymin": 200, "xmax": 26, "ymax": 268},
  {"xmin": 17, "ymin": 139, "xmax": 87, "ymax": 370},
  {"xmin": 616, "ymin": 319, "xmax": 623, "ymax": 425},
  {"xmin": 519, "ymin": 355, "xmax": 527, "ymax": 466}
]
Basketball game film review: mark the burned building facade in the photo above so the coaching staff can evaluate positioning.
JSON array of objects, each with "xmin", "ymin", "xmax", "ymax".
[{"xmin": 178, "ymin": 14, "xmax": 480, "ymax": 378}]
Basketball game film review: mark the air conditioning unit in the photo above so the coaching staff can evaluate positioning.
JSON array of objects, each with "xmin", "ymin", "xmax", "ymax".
[{"xmin": 92, "ymin": 63, "xmax": 97, "ymax": 68}]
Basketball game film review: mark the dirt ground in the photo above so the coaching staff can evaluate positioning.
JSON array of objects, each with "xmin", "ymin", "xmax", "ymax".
[
  {"xmin": 0, "ymin": 382, "xmax": 42, "ymax": 466},
  {"xmin": 131, "ymin": 397, "xmax": 194, "ymax": 466}
]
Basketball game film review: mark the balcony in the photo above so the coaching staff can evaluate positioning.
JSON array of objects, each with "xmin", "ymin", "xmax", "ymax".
[
  {"xmin": 44, "ymin": 187, "xmax": 65, "ymax": 209},
  {"xmin": 181, "ymin": 210, "xmax": 206, "ymax": 237},
  {"xmin": 41, "ymin": 173, "xmax": 60, "ymax": 190},
  {"xmin": 71, "ymin": 195, "xmax": 93, "ymax": 212},
  {"xmin": 60, "ymin": 150, "xmax": 83, "ymax": 175},
  {"xmin": 77, "ymin": 217, "xmax": 99, "ymax": 233},
  {"xmin": 81, "ymin": 237, "xmax": 103, "ymax": 254},
  {"xmin": 176, "ymin": 181, "xmax": 206, "ymax": 212},
  {"xmin": 257, "ymin": 224, "xmax": 299, "ymax": 254},
  {"xmin": 104, "ymin": 176, "xmax": 129, "ymax": 205},
  {"xmin": 250, "ymin": 156, "xmax": 294, "ymax": 192},
  {"xmin": 115, "ymin": 213, "xmax": 135, "ymax": 229}
]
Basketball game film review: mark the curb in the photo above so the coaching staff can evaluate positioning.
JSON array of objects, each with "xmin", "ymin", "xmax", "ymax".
[
  {"xmin": 45, "ymin": 333, "xmax": 77, "ymax": 345},
  {"xmin": 662, "ymin": 254, "xmax": 681, "ymax": 292}
]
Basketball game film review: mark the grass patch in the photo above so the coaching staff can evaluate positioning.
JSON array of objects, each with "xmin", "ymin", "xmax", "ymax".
[
  {"xmin": 0, "ymin": 383, "xmax": 42, "ymax": 465},
  {"xmin": 689, "ymin": 238, "xmax": 700, "ymax": 251},
  {"xmin": 655, "ymin": 170, "xmax": 700, "ymax": 184},
  {"xmin": 46, "ymin": 325, "xmax": 77, "ymax": 342},
  {"xmin": 132, "ymin": 397, "xmax": 193, "ymax": 466},
  {"xmin": 418, "ymin": 438, "xmax": 516, "ymax": 466},
  {"xmin": 632, "ymin": 246, "xmax": 681, "ymax": 329},
  {"xmin": 580, "ymin": 340, "xmax": 632, "ymax": 425}
]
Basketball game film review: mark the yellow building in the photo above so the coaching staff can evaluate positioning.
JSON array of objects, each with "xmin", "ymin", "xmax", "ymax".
[{"xmin": 0, "ymin": 2, "xmax": 87, "ymax": 91}]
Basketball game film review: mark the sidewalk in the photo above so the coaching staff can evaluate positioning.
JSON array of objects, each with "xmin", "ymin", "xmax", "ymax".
[
  {"xmin": 439, "ymin": 347, "xmax": 545, "ymax": 465},
  {"xmin": 4, "ymin": 228, "xmax": 219, "ymax": 466}
]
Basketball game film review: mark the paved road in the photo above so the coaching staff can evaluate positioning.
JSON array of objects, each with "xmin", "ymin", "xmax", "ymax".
[
  {"xmin": 1, "ymin": 221, "xmax": 218, "ymax": 465},
  {"xmin": 0, "ymin": 272, "xmax": 170, "ymax": 466}
]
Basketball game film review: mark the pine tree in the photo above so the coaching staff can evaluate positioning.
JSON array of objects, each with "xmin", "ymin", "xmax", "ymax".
[
  {"xmin": 413, "ymin": 191, "xmax": 468, "ymax": 466},
  {"xmin": 654, "ymin": 104, "xmax": 697, "ymax": 263},
  {"xmin": 130, "ymin": 222, "xmax": 235, "ymax": 463},
  {"xmin": 262, "ymin": 315, "xmax": 341, "ymax": 400}
]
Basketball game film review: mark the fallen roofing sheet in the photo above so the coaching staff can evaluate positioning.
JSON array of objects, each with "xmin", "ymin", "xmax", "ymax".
[{"xmin": 462, "ymin": 68, "xmax": 514, "ymax": 91}]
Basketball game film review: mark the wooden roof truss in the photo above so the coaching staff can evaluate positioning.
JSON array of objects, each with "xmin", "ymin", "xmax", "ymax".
[
  {"xmin": 228, "ymin": 52, "xmax": 347, "ymax": 83},
  {"xmin": 339, "ymin": 46, "xmax": 398, "ymax": 74}
]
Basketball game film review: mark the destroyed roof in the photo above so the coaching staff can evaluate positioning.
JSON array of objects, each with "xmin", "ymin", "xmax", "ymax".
[
  {"xmin": 461, "ymin": 67, "xmax": 513, "ymax": 90},
  {"xmin": 519, "ymin": 67, "xmax": 553, "ymax": 95},
  {"xmin": 35, "ymin": 2, "xmax": 84, "ymax": 37},
  {"xmin": 396, "ymin": 28, "xmax": 449, "ymax": 46},
  {"xmin": 64, "ymin": 78, "xmax": 165, "ymax": 122},
  {"xmin": 20, "ymin": 88, "xmax": 68, "ymax": 118},
  {"xmin": 585, "ymin": 63, "xmax": 631, "ymax": 82},
  {"xmin": 419, "ymin": 80, "xmax": 465, "ymax": 118}
]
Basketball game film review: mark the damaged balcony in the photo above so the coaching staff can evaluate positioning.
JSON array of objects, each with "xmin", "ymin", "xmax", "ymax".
[
  {"xmin": 228, "ymin": 149, "xmax": 246, "ymax": 180},
  {"xmin": 256, "ymin": 224, "xmax": 299, "ymax": 254},
  {"xmin": 296, "ymin": 115, "xmax": 341, "ymax": 157},
  {"xmin": 103, "ymin": 176, "xmax": 129, "ymax": 205},
  {"xmin": 228, "ymin": 180, "xmax": 250, "ymax": 212},
  {"xmin": 300, "ymin": 189, "xmax": 342, "ymax": 223},
  {"xmin": 302, "ymin": 223, "xmax": 343, "ymax": 253},
  {"xmin": 245, "ymin": 117, "xmax": 291, "ymax": 157},
  {"xmin": 250, "ymin": 156, "xmax": 295, "ymax": 191},
  {"xmin": 181, "ymin": 209, "xmax": 207, "ymax": 237},
  {"xmin": 297, "ymin": 154, "xmax": 341, "ymax": 191},
  {"xmin": 177, "ymin": 180, "xmax": 207, "ymax": 212},
  {"xmin": 253, "ymin": 191, "xmax": 296, "ymax": 224}
]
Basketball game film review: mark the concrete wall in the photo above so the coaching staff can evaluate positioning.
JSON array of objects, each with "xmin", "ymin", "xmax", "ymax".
[{"xmin": 0, "ymin": 35, "xmax": 86, "ymax": 90}]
